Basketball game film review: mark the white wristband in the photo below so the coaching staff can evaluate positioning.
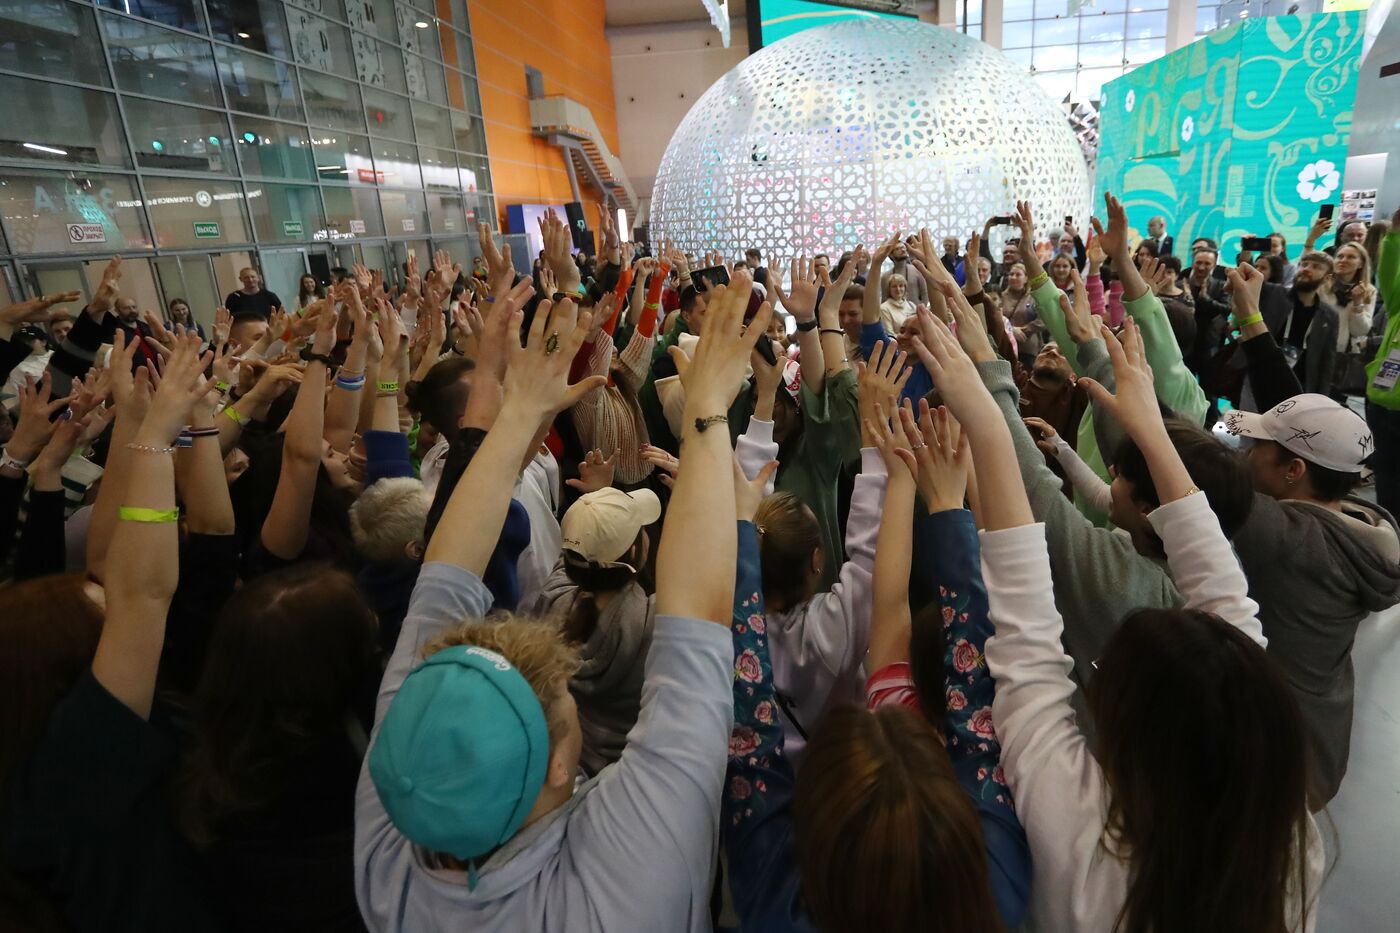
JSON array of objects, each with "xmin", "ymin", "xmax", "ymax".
[{"xmin": 1, "ymin": 451, "xmax": 32, "ymax": 472}]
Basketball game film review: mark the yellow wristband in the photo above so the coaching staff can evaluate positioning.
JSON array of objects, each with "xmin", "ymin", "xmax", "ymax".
[
  {"xmin": 1028, "ymin": 271, "xmax": 1050, "ymax": 290},
  {"xmin": 1236, "ymin": 313, "xmax": 1264, "ymax": 328},
  {"xmin": 223, "ymin": 405, "xmax": 248, "ymax": 426},
  {"xmin": 377, "ymin": 381, "xmax": 400, "ymax": 393},
  {"xmin": 117, "ymin": 506, "xmax": 180, "ymax": 523}
]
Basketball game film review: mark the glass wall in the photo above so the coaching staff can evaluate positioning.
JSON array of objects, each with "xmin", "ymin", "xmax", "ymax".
[
  {"xmin": 1000, "ymin": 0, "xmax": 1170, "ymax": 104},
  {"xmin": 0, "ymin": 0, "xmax": 492, "ymax": 301}
]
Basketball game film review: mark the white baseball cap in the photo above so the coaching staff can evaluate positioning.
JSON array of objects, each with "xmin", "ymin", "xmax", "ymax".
[
  {"xmin": 1221, "ymin": 394, "xmax": 1374, "ymax": 473},
  {"xmin": 560, "ymin": 487, "xmax": 662, "ymax": 567}
]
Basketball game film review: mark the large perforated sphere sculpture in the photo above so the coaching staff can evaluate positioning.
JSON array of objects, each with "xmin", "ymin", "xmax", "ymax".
[{"xmin": 650, "ymin": 19, "xmax": 1091, "ymax": 257}]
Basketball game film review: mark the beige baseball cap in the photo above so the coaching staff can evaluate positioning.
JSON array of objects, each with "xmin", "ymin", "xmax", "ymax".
[{"xmin": 560, "ymin": 487, "xmax": 662, "ymax": 567}]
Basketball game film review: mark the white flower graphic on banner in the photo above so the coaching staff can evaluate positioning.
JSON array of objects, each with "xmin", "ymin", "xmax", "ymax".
[
  {"xmin": 1295, "ymin": 160, "xmax": 1340, "ymax": 203},
  {"xmin": 1125, "ymin": 89, "xmax": 1136, "ymax": 113},
  {"xmin": 1180, "ymin": 116, "xmax": 1194, "ymax": 142}
]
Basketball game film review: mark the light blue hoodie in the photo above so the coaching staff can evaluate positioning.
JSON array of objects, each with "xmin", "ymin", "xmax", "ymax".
[{"xmin": 354, "ymin": 562, "xmax": 733, "ymax": 932}]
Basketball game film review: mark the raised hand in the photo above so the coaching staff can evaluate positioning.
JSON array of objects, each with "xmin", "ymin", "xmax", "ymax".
[
  {"xmin": 640, "ymin": 443, "xmax": 680, "ymax": 489},
  {"xmin": 1, "ymin": 290, "xmax": 83, "ymax": 328},
  {"xmin": 1079, "ymin": 318, "xmax": 1160, "ymax": 441},
  {"xmin": 89, "ymin": 257, "xmax": 123, "ymax": 317},
  {"xmin": 1061, "ymin": 265, "xmax": 1098, "ymax": 345},
  {"xmin": 864, "ymin": 398, "xmax": 915, "ymax": 479},
  {"xmin": 1307, "ymin": 215, "xmax": 1333, "ymax": 249},
  {"xmin": 3, "ymin": 373, "xmax": 71, "ymax": 465},
  {"xmin": 1022, "ymin": 415, "xmax": 1060, "ymax": 456},
  {"xmin": 404, "ymin": 253, "xmax": 423, "ymax": 304},
  {"xmin": 1091, "ymin": 192, "xmax": 1130, "ymax": 260},
  {"xmin": 138, "ymin": 334, "xmax": 215, "ymax": 445},
  {"xmin": 733, "ymin": 454, "xmax": 778, "ymax": 522},
  {"xmin": 538, "ymin": 208, "xmax": 582, "ymax": 296},
  {"xmin": 502, "ymin": 296, "xmax": 603, "ymax": 420},
  {"xmin": 938, "ymin": 278, "xmax": 996, "ymax": 363},
  {"xmin": 775, "ymin": 256, "xmax": 820, "ymax": 323},
  {"xmin": 670, "ymin": 270, "xmax": 771, "ymax": 413},
  {"xmin": 897, "ymin": 399, "xmax": 969, "ymax": 513},
  {"xmin": 566, "ymin": 448, "xmax": 616, "ymax": 493},
  {"xmin": 1225, "ymin": 261, "xmax": 1265, "ymax": 324},
  {"xmin": 484, "ymin": 218, "xmax": 523, "ymax": 298},
  {"xmin": 963, "ymin": 231, "xmax": 984, "ymax": 293},
  {"xmin": 352, "ymin": 263, "xmax": 372, "ymax": 292},
  {"xmin": 311, "ymin": 297, "xmax": 339, "ymax": 356},
  {"xmin": 1139, "ymin": 255, "xmax": 1174, "ymax": 295},
  {"xmin": 909, "ymin": 306, "xmax": 999, "ymax": 428},
  {"xmin": 817, "ymin": 251, "xmax": 859, "ymax": 322},
  {"xmin": 857, "ymin": 340, "xmax": 911, "ymax": 441},
  {"xmin": 1085, "ymin": 232, "xmax": 1106, "ymax": 272},
  {"xmin": 213, "ymin": 306, "xmax": 232, "ymax": 347}
]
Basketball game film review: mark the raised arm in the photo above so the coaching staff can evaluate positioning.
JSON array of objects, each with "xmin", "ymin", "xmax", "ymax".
[
  {"xmin": 92, "ymin": 335, "xmax": 213, "ymax": 718},
  {"xmin": 770, "ymin": 256, "xmax": 826, "ymax": 395},
  {"xmin": 658, "ymin": 273, "xmax": 772, "ymax": 623},
  {"xmin": 258, "ymin": 303, "xmax": 336, "ymax": 560},
  {"xmin": 323, "ymin": 284, "xmax": 372, "ymax": 452}
]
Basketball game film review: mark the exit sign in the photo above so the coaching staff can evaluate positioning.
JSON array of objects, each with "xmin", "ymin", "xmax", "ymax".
[
  {"xmin": 193, "ymin": 221, "xmax": 221, "ymax": 239},
  {"xmin": 283, "ymin": 220, "xmax": 304, "ymax": 237}
]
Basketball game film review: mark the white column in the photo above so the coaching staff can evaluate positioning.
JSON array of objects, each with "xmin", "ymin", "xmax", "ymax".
[
  {"xmin": 982, "ymin": 0, "xmax": 1004, "ymax": 48},
  {"xmin": 1166, "ymin": 0, "xmax": 1199, "ymax": 53}
]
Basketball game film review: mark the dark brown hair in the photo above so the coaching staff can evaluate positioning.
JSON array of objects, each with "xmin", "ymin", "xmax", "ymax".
[
  {"xmin": 404, "ymin": 356, "xmax": 476, "ymax": 440},
  {"xmin": 753, "ymin": 492, "xmax": 823, "ymax": 612},
  {"xmin": 0, "ymin": 573, "xmax": 104, "ymax": 790},
  {"xmin": 795, "ymin": 706, "xmax": 1002, "ymax": 933},
  {"xmin": 1113, "ymin": 419, "xmax": 1254, "ymax": 539},
  {"xmin": 1091, "ymin": 608, "xmax": 1315, "ymax": 933},
  {"xmin": 177, "ymin": 563, "xmax": 379, "ymax": 847}
]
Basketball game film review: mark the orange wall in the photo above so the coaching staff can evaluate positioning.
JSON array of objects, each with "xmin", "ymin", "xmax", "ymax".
[{"xmin": 468, "ymin": 0, "xmax": 621, "ymax": 238}]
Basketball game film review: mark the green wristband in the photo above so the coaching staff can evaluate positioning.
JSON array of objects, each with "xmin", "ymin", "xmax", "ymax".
[{"xmin": 117, "ymin": 506, "xmax": 180, "ymax": 524}]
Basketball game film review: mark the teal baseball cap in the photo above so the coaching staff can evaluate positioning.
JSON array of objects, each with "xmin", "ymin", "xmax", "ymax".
[{"xmin": 368, "ymin": 644, "xmax": 549, "ymax": 860}]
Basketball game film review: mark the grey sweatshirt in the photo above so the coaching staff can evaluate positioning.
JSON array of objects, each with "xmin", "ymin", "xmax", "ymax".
[
  {"xmin": 534, "ymin": 564, "xmax": 656, "ymax": 776},
  {"xmin": 355, "ymin": 562, "xmax": 732, "ymax": 933},
  {"xmin": 1233, "ymin": 496, "xmax": 1400, "ymax": 804}
]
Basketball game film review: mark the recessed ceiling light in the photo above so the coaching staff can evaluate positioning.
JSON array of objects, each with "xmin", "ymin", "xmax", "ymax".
[
  {"xmin": 415, "ymin": 20, "xmax": 429, "ymax": 28},
  {"xmin": 237, "ymin": 32, "xmax": 251, "ymax": 39},
  {"xmin": 23, "ymin": 142, "xmax": 68, "ymax": 155}
]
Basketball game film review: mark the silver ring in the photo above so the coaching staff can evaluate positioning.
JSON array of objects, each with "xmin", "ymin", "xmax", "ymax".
[{"xmin": 911, "ymin": 443, "xmax": 927, "ymax": 451}]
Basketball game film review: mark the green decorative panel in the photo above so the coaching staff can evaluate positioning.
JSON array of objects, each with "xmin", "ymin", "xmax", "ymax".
[{"xmin": 1095, "ymin": 12, "xmax": 1366, "ymax": 261}]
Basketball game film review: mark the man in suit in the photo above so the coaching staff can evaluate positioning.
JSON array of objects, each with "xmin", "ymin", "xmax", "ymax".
[{"xmin": 1143, "ymin": 216, "xmax": 1174, "ymax": 260}]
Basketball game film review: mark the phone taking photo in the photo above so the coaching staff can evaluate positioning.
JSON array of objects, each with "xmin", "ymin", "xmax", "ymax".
[
  {"xmin": 1319, "ymin": 203, "xmax": 1335, "ymax": 220},
  {"xmin": 1241, "ymin": 236, "xmax": 1273, "ymax": 253}
]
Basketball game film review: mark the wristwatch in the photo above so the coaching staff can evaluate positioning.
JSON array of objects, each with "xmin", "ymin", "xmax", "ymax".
[
  {"xmin": 795, "ymin": 318, "xmax": 818, "ymax": 332},
  {"xmin": 299, "ymin": 346, "xmax": 336, "ymax": 368}
]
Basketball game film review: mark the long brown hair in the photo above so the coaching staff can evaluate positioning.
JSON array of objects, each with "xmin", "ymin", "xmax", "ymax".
[
  {"xmin": 754, "ymin": 492, "xmax": 822, "ymax": 612},
  {"xmin": 1091, "ymin": 608, "xmax": 1315, "ymax": 933},
  {"xmin": 794, "ymin": 706, "xmax": 1002, "ymax": 933},
  {"xmin": 177, "ymin": 563, "xmax": 379, "ymax": 847},
  {"xmin": 0, "ymin": 573, "xmax": 104, "ymax": 790}
]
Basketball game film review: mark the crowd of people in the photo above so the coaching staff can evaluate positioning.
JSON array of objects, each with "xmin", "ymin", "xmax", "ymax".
[{"xmin": 0, "ymin": 195, "xmax": 1397, "ymax": 933}]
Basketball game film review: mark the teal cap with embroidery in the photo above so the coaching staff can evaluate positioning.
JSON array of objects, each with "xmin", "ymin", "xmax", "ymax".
[{"xmin": 368, "ymin": 644, "xmax": 549, "ymax": 860}]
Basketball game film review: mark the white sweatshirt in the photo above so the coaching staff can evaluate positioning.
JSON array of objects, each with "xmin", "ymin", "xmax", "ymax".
[
  {"xmin": 980, "ymin": 493, "xmax": 1323, "ymax": 933},
  {"xmin": 737, "ymin": 420, "xmax": 886, "ymax": 757}
]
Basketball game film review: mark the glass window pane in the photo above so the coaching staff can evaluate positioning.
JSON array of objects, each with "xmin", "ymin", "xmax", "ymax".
[
  {"xmin": 419, "ymin": 146, "xmax": 457, "ymax": 189},
  {"xmin": 1004, "ymin": 0, "xmax": 1035, "ymax": 21},
  {"xmin": 1035, "ymin": 0, "xmax": 1071, "ymax": 16},
  {"xmin": 1125, "ymin": 36, "xmax": 1165, "ymax": 65},
  {"xmin": 398, "ymin": 3, "xmax": 441, "ymax": 59},
  {"xmin": 216, "ymin": 46, "xmax": 303, "ymax": 121},
  {"xmin": 1197, "ymin": 6, "xmax": 1222, "ymax": 34},
  {"xmin": 1003, "ymin": 47, "xmax": 1033, "ymax": 69},
  {"xmin": 380, "ymin": 189, "xmax": 428, "ymax": 236},
  {"xmin": 123, "ymin": 96, "xmax": 236, "ymax": 174},
  {"xmin": 1126, "ymin": 10, "xmax": 1168, "ymax": 38},
  {"xmin": 1033, "ymin": 44, "xmax": 1078, "ymax": 72},
  {"xmin": 0, "ymin": 0, "xmax": 110, "ymax": 86},
  {"xmin": 352, "ymin": 32, "xmax": 408, "ymax": 93},
  {"xmin": 101, "ymin": 12, "xmax": 222, "ymax": 107},
  {"xmin": 233, "ymin": 116, "xmax": 315, "ymax": 181},
  {"xmin": 310, "ymin": 130, "xmax": 374, "ymax": 182},
  {"xmin": 1077, "ymin": 66, "xmax": 1124, "ymax": 101},
  {"xmin": 412, "ymin": 101, "xmax": 455, "ymax": 150},
  {"xmin": 0, "ymin": 170, "xmax": 152, "ymax": 253},
  {"xmin": 321, "ymin": 184, "xmax": 384, "ymax": 238},
  {"xmin": 143, "ymin": 176, "xmax": 251, "ymax": 247},
  {"xmin": 447, "ymin": 0, "xmax": 470, "ymax": 32},
  {"xmin": 1078, "ymin": 40, "xmax": 1125, "ymax": 68},
  {"xmin": 1085, "ymin": 0, "xmax": 1128, "ymax": 13},
  {"xmin": 363, "ymin": 87, "xmax": 416, "ymax": 141},
  {"xmin": 426, "ymin": 191, "xmax": 466, "ymax": 236},
  {"xmin": 442, "ymin": 29, "xmax": 475, "ymax": 75},
  {"xmin": 347, "ymin": 0, "xmax": 398, "ymax": 42},
  {"xmin": 455, "ymin": 153, "xmax": 490, "ymax": 196},
  {"xmin": 446, "ymin": 69, "xmax": 482, "ymax": 114},
  {"xmin": 449, "ymin": 109, "xmax": 487, "ymax": 154},
  {"xmin": 97, "ymin": 0, "xmax": 205, "ymax": 33},
  {"xmin": 370, "ymin": 139, "xmax": 421, "ymax": 187},
  {"xmin": 244, "ymin": 182, "xmax": 325, "ymax": 243},
  {"xmin": 406, "ymin": 54, "xmax": 448, "ymax": 105},
  {"xmin": 285, "ymin": 9, "xmax": 355, "ymax": 78},
  {"xmin": 1081, "ymin": 14, "xmax": 1129, "ymax": 43},
  {"xmin": 206, "ymin": 0, "xmax": 292, "ymax": 58},
  {"xmin": 1035, "ymin": 17, "xmax": 1079, "ymax": 45},
  {"xmin": 302, "ymin": 69, "xmax": 367, "ymax": 132},
  {"xmin": 1002, "ymin": 21, "xmax": 1034, "ymax": 48},
  {"xmin": 1033, "ymin": 70, "xmax": 1077, "ymax": 103},
  {"xmin": 0, "ymin": 76, "xmax": 130, "ymax": 169}
]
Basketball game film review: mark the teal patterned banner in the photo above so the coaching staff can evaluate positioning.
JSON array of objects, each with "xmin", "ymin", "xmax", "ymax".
[{"xmin": 1095, "ymin": 12, "xmax": 1366, "ymax": 262}]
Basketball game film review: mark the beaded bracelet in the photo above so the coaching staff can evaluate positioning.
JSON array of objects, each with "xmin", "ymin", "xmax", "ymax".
[{"xmin": 125, "ymin": 442, "xmax": 176, "ymax": 455}]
